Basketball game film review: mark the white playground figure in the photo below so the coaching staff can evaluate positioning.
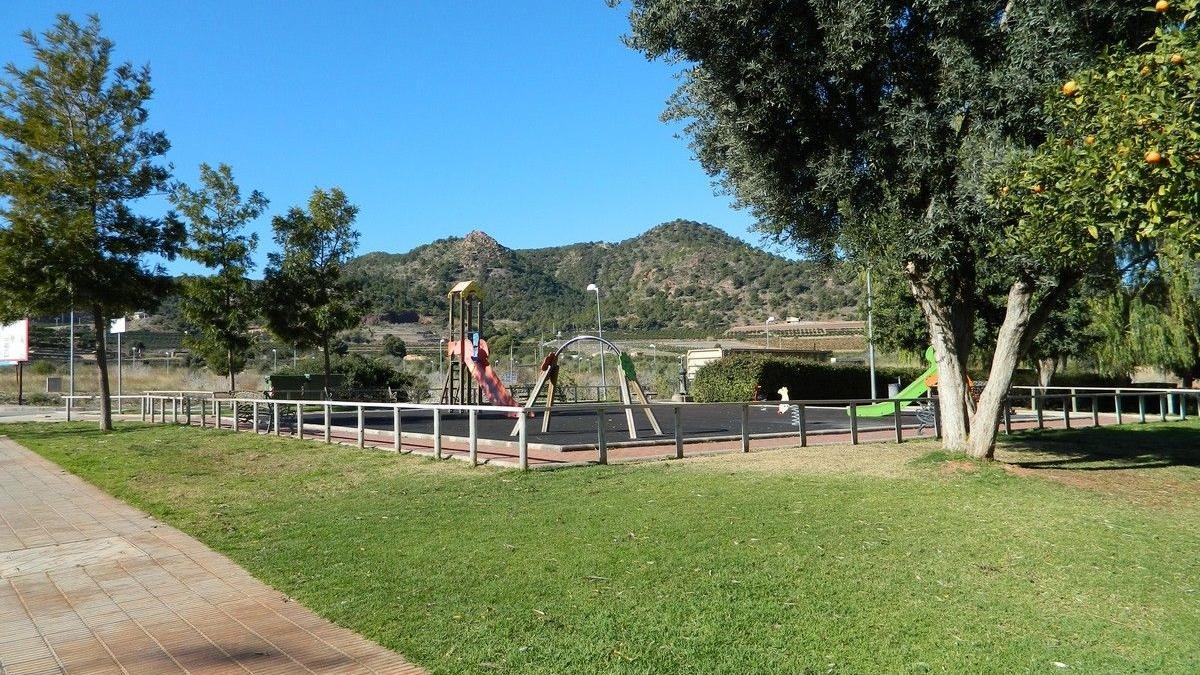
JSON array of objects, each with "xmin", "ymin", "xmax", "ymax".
[{"xmin": 776, "ymin": 386, "xmax": 791, "ymax": 415}]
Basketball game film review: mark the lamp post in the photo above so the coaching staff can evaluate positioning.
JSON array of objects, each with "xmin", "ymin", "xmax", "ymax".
[
  {"xmin": 766, "ymin": 316, "xmax": 777, "ymax": 349},
  {"xmin": 866, "ymin": 267, "xmax": 877, "ymax": 400},
  {"xmin": 649, "ymin": 343, "xmax": 657, "ymax": 361},
  {"xmin": 586, "ymin": 283, "xmax": 605, "ymax": 401}
]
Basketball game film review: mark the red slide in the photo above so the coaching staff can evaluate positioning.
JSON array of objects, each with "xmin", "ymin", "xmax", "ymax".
[{"xmin": 446, "ymin": 338, "xmax": 521, "ymax": 409}]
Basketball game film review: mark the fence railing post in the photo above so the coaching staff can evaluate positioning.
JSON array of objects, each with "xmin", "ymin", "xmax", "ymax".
[
  {"xmin": 893, "ymin": 399, "xmax": 903, "ymax": 443},
  {"xmin": 798, "ymin": 403, "xmax": 808, "ymax": 447},
  {"xmin": 518, "ymin": 409, "xmax": 528, "ymax": 471},
  {"xmin": 356, "ymin": 405, "xmax": 365, "ymax": 448},
  {"xmin": 1138, "ymin": 395, "xmax": 1146, "ymax": 424},
  {"xmin": 325, "ymin": 404, "xmax": 332, "ymax": 443},
  {"xmin": 200, "ymin": 398, "xmax": 207, "ymax": 428},
  {"xmin": 1181, "ymin": 393, "xmax": 1189, "ymax": 421},
  {"xmin": 295, "ymin": 403, "xmax": 303, "ymax": 438},
  {"xmin": 393, "ymin": 407, "xmax": 402, "ymax": 453},
  {"xmin": 673, "ymin": 405, "xmax": 683, "ymax": 460},
  {"xmin": 186, "ymin": 397, "xmax": 192, "ymax": 426},
  {"xmin": 1114, "ymin": 392, "xmax": 1123, "ymax": 425},
  {"xmin": 468, "ymin": 408, "xmax": 478, "ymax": 466},
  {"xmin": 932, "ymin": 398, "xmax": 941, "ymax": 439},
  {"xmin": 139, "ymin": 396, "xmax": 145, "ymax": 422},
  {"xmin": 596, "ymin": 406, "xmax": 608, "ymax": 465},
  {"xmin": 1062, "ymin": 395, "xmax": 1071, "ymax": 429},
  {"xmin": 1160, "ymin": 395, "xmax": 1167, "ymax": 423},
  {"xmin": 740, "ymin": 404, "xmax": 750, "ymax": 453},
  {"xmin": 433, "ymin": 408, "xmax": 442, "ymax": 460},
  {"xmin": 1070, "ymin": 387, "xmax": 1078, "ymax": 413},
  {"xmin": 849, "ymin": 403, "xmax": 859, "ymax": 445},
  {"xmin": 215, "ymin": 400, "xmax": 221, "ymax": 429},
  {"xmin": 1091, "ymin": 396, "xmax": 1100, "ymax": 427},
  {"xmin": 273, "ymin": 402, "xmax": 281, "ymax": 435}
]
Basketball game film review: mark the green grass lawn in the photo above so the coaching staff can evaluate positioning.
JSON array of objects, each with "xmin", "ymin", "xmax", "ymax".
[{"xmin": 5, "ymin": 421, "xmax": 1200, "ymax": 673}]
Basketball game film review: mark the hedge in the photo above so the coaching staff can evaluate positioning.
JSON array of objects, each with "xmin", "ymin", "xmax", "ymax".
[{"xmin": 691, "ymin": 354, "xmax": 926, "ymax": 403}]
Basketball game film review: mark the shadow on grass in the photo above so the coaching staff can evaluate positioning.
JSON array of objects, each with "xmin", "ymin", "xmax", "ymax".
[{"xmin": 1001, "ymin": 422, "xmax": 1200, "ymax": 471}]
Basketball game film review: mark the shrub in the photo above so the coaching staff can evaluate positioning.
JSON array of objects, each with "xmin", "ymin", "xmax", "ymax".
[
  {"xmin": 692, "ymin": 353, "xmax": 925, "ymax": 403},
  {"xmin": 382, "ymin": 335, "xmax": 407, "ymax": 358}
]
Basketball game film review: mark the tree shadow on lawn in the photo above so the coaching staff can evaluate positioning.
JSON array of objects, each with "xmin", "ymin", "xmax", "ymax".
[{"xmin": 999, "ymin": 422, "xmax": 1200, "ymax": 472}]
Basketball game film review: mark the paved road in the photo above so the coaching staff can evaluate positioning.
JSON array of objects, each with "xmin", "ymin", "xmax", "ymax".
[{"xmin": 308, "ymin": 403, "xmax": 923, "ymax": 448}]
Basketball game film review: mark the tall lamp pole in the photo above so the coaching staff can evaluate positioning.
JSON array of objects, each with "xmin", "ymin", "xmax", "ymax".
[
  {"xmin": 866, "ymin": 266, "xmax": 877, "ymax": 400},
  {"xmin": 766, "ymin": 316, "xmax": 776, "ymax": 349},
  {"xmin": 586, "ymin": 283, "xmax": 605, "ymax": 401}
]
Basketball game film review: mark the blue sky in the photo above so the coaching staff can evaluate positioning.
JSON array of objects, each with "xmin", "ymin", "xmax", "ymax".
[{"xmin": 0, "ymin": 1, "xmax": 760, "ymax": 275}]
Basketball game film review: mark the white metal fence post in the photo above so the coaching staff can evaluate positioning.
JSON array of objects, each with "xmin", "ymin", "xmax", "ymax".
[
  {"xmin": 740, "ymin": 404, "xmax": 750, "ymax": 453},
  {"xmin": 295, "ymin": 403, "xmax": 303, "ymax": 438},
  {"xmin": 596, "ymin": 407, "xmax": 608, "ymax": 465},
  {"xmin": 357, "ymin": 405, "xmax": 365, "ymax": 448},
  {"xmin": 393, "ymin": 406, "xmax": 402, "ymax": 453},
  {"xmin": 518, "ymin": 410, "xmax": 528, "ymax": 470},
  {"xmin": 468, "ymin": 408, "xmax": 478, "ymax": 466},
  {"xmin": 325, "ymin": 404, "xmax": 332, "ymax": 444},
  {"xmin": 433, "ymin": 408, "xmax": 442, "ymax": 459}
]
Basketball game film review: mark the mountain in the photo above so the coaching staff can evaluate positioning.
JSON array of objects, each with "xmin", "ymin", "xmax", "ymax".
[{"xmin": 348, "ymin": 220, "xmax": 861, "ymax": 334}]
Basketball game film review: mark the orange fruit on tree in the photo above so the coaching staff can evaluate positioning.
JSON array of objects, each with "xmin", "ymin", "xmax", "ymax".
[
  {"xmin": 1141, "ymin": 65, "xmax": 1153, "ymax": 77},
  {"xmin": 1031, "ymin": 184, "xmax": 1045, "ymax": 194},
  {"xmin": 1156, "ymin": 0, "xmax": 1170, "ymax": 12},
  {"xmin": 1061, "ymin": 80, "xmax": 1079, "ymax": 96},
  {"xmin": 1171, "ymin": 53, "xmax": 1185, "ymax": 66},
  {"xmin": 1145, "ymin": 150, "xmax": 1163, "ymax": 165}
]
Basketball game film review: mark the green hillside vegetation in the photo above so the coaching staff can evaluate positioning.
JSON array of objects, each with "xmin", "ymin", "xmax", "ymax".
[{"xmin": 349, "ymin": 220, "xmax": 860, "ymax": 334}]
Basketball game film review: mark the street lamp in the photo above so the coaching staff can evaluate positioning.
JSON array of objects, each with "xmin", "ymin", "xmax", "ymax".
[
  {"xmin": 766, "ymin": 316, "xmax": 777, "ymax": 349},
  {"xmin": 586, "ymin": 283, "xmax": 605, "ymax": 400},
  {"xmin": 649, "ymin": 343, "xmax": 657, "ymax": 361},
  {"xmin": 866, "ymin": 266, "xmax": 877, "ymax": 400}
]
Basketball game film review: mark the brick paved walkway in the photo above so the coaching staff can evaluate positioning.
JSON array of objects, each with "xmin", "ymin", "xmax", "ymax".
[{"xmin": 0, "ymin": 437, "xmax": 425, "ymax": 674}]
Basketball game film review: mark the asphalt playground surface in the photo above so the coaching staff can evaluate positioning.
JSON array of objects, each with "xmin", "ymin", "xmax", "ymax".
[{"xmin": 307, "ymin": 403, "xmax": 923, "ymax": 449}]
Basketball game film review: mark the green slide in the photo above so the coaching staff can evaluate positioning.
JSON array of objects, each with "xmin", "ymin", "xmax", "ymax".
[{"xmin": 849, "ymin": 346, "xmax": 938, "ymax": 418}]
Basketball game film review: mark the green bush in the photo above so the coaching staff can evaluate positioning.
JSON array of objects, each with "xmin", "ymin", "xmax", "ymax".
[{"xmin": 692, "ymin": 354, "xmax": 925, "ymax": 403}]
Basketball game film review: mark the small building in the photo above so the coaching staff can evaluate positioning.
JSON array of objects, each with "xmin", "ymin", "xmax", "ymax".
[{"xmin": 685, "ymin": 346, "xmax": 833, "ymax": 379}]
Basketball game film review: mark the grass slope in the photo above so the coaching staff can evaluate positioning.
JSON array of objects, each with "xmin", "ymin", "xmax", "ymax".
[{"xmin": 5, "ymin": 422, "xmax": 1199, "ymax": 674}]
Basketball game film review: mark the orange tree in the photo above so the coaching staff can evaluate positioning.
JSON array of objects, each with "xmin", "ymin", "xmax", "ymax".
[{"xmin": 983, "ymin": 1, "xmax": 1200, "ymax": 457}]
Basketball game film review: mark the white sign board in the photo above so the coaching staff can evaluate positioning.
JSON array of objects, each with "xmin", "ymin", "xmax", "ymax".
[
  {"xmin": 0, "ymin": 320, "xmax": 29, "ymax": 362},
  {"xmin": 109, "ymin": 317, "xmax": 127, "ymax": 334}
]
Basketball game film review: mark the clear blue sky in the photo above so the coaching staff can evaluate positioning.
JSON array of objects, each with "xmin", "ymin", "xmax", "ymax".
[{"xmin": 0, "ymin": 1, "xmax": 760, "ymax": 275}]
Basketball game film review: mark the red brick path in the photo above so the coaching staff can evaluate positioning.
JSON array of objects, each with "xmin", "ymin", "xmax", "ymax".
[{"xmin": 0, "ymin": 436, "xmax": 426, "ymax": 674}]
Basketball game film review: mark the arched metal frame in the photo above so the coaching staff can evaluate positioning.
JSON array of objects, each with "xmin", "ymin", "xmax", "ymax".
[{"xmin": 513, "ymin": 334, "xmax": 661, "ymax": 440}]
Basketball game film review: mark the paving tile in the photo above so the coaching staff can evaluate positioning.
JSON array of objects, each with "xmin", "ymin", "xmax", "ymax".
[{"xmin": 0, "ymin": 436, "xmax": 425, "ymax": 674}]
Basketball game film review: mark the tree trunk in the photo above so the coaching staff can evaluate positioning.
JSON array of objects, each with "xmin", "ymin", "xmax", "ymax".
[
  {"xmin": 968, "ymin": 280, "xmax": 1036, "ymax": 459},
  {"xmin": 228, "ymin": 348, "xmax": 236, "ymax": 392},
  {"xmin": 1036, "ymin": 357, "xmax": 1058, "ymax": 394},
  {"xmin": 968, "ymin": 275, "xmax": 1075, "ymax": 459},
  {"xmin": 322, "ymin": 339, "xmax": 332, "ymax": 396},
  {"xmin": 92, "ymin": 305, "xmax": 112, "ymax": 431},
  {"xmin": 907, "ymin": 267, "xmax": 974, "ymax": 451}
]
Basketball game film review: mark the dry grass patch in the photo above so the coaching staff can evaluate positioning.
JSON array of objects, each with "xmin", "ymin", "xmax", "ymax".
[{"xmin": 667, "ymin": 439, "xmax": 935, "ymax": 478}]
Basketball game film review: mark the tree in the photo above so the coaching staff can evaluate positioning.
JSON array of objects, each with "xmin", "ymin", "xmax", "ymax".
[
  {"xmin": 616, "ymin": 1, "xmax": 1163, "ymax": 457},
  {"xmin": 261, "ymin": 187, "xmax": 362, "ymax": 390},
  {"xmin": 382, "ymin": 335, "xmax": 407, "ymax": 359},
  {"xmin": 1089, "ymin": 248, "xmax": 1200, "ymax": 384},
  {"xmin": 984, "ymin": 1, "xmax": 1200, "ymax": 456},
  {"xmin": 170, "ymin": 163, "xmax": 268, "ymax": 391},
  {"xmin": 0, "ymin": 15, "xmax": 182, "ymax": 430}
]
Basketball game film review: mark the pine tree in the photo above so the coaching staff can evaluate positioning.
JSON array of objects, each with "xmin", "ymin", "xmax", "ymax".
[
  {"xmin": 261, "ymin": 188, "xmax": 362, "ymax": 391},
  {"xmin": 170, "ymin": 163, "xmax": 269, "ymax": 392},
  {"xmin": 0, "ymin": 15, "xmax": 182, "ymax": 430}
]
